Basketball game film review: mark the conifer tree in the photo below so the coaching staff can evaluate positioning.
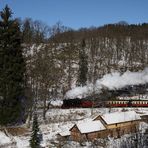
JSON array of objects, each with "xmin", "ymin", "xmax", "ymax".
[
  {"xmin": 0, "ymin": 5, "xmax": 26, "ymax": 125},
  {"xmin": 30, "ymin": 113, "xmax": 41, "ymax": 148},
  {"xmin": 77, "ymin": 39, "xmax": 88, "ymax": 86}
]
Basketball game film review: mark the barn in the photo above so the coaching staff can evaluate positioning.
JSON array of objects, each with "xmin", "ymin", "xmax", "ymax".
[
  {"xmin": 70, "ymin": 120, "xmax": 107, "ymax": 142},
  {"xmin": 59, "ymin": 111, "xmax": 142, "ymax": 142},
  {"xmin": 94, "ymin": 111, "xmax": 141, "ymax": 138}
]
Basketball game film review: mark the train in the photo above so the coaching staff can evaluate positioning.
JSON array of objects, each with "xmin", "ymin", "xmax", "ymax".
[
  {"xmin": 61, "ymin": 83, "xmax": 148, "ymax": 108},
  {"xmin": 61, "ymin": 98, "xmax": 148, "ymax": 108}
]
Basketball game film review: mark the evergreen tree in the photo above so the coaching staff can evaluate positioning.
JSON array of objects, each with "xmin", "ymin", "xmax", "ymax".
[
  {"xmin": 30, "ymin": 113, "xmax": 41, "ymax": 148},
  {"xmin": 77, "ymin": 39, "xmax": 88, "ymax": 86},
  {"xmin": 0, "ymin": 5, "xmax": 26, "ymax": 125}
]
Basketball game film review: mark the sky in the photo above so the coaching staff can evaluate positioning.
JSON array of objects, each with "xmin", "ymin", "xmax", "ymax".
[{"xmin": 0, "ymin": 0, "xmax": 148, "ymax": 29}]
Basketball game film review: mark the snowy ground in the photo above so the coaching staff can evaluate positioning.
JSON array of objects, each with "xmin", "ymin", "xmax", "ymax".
[{"xmin": 0, "ymin": 107, "xmax": 148, "ymax": 148}]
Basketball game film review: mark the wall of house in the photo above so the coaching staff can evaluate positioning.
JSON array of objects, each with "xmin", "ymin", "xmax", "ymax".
[
  {"xmin": 87, "ymin": 130, "xmax": 109, "ymax": 140},
  {"xmin": 107, "ymin": 120, "xmax": 140, "ymax": 129},
  {"xmin": 108, "ymin": 123, "xmax": 139, "ymax": 138},
  {"xmin": 70, "ymin": 126, "xmax": 87, "ymax": 142}
]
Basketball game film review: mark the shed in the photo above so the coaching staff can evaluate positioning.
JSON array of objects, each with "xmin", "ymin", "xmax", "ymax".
[
  {"xmin": 70, "ymin": 120, "xmax": 108, "ymax": 142},
  {"xmin": 95, "ymin": 111, "xmax": 141, "ymax": 138}
]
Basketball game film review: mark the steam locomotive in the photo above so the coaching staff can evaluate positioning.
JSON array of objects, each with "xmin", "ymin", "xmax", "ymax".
[{"xmin": 61, "ymin": 98, "xmax": 94, "ymax": 108}]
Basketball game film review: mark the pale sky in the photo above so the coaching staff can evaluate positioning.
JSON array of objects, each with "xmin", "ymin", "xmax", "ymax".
[{"xmin": 0, "ymin": 0, "xmax": 148, "ymax": 29}]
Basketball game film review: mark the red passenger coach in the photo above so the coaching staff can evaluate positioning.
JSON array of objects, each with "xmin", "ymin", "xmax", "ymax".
[
  {"xmin": 107, "ymin": 100, "xmax": 148, "ymax": 107},
  {"xmin": 131, "ymin": 100, "xmax": 148, "ymax": 107}
]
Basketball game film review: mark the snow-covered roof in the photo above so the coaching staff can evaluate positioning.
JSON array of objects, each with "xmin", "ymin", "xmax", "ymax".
[
  {"xmin": 75, "ymin": 120, "xmax": 106, "ymax": 134},
  {"xmin": 58, "ymin": 130, "xmax": 70, "ymax": 137},
  {"xmin": 101, "ymin": 111, "xmax": 141, "ymax": 125}
]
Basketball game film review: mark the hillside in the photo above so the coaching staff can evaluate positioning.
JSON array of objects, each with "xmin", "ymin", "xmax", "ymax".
[
  {"xmin": 0, "ymin": 108, "xmax": 148, "ymax": 147},
  {"xmin": 23, "ymin": 24, "xmax": 148, "ymax": 100}
]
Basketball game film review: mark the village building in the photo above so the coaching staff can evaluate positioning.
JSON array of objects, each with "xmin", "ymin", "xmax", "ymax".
[
  {"xmin": 59, "ymin": 111, "xmax": 142, "ymax": 142},
  {"xmin": 93, "ymin": 111, "xmax": 141, "ymax": 138},
  {"xmin": 70, "ymin": 120, "xmax": 107, "ymax": 142}
]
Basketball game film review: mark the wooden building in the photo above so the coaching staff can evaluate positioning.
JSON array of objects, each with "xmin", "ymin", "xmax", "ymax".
[
  {"xmin": 94, "ymin": 111, "xmax": 141, "ymax": 138},
  {"xmin": 60, "ymin": 111, "xmax": 141, "ymax": 142},
  {"xmin": 70, "ymin": 120, "xmax": 107, "ymax": 142}
]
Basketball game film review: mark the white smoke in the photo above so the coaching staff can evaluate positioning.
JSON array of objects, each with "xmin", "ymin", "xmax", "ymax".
[{"xmin": 65, "ymin": 68, "xmax": 148, "ymax": 99}]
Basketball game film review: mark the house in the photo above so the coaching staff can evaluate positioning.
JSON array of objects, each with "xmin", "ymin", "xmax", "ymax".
[
  {"xmin": 94, "ymin": 111, "xmax": 141, "ymax": 138},
  {"xmin": 60, "ymin": 111, "xmax": 141, "ymax": 142},
  {"xmin": 70, "ymin": 120, "xmax": 107, "ymax": 142}
]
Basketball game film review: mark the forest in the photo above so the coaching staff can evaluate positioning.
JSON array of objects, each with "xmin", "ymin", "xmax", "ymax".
[{"xmin": 1, "ymin": 5, "xmax": 148, "ymax": 122}]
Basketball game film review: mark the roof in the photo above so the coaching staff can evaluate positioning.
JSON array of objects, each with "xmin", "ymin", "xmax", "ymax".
[
  {"xmin": 58, "ymin": 130, "xmax": 70, "ymax": 137},
  {"xmin": 101, "ymin": 111, "xmax": 141, "ymax": 125},
  {"xmin": 75, "ymin": 120, "xmax": 106, "ymax": 134}
]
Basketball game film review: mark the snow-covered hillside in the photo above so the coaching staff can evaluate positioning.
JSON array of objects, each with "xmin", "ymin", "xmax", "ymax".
[{"xmin": 0, "ymin": 107, "xmax": 148, "ymax": 148}]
